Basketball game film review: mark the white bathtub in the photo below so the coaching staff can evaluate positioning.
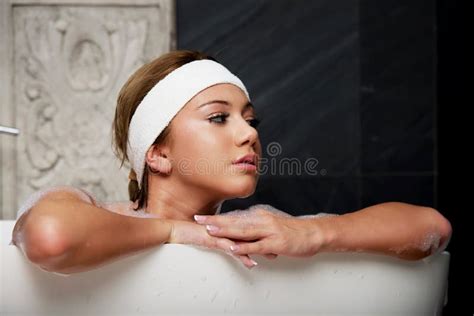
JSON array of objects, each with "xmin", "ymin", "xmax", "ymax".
[{"xmin": 0, "ymin": 220, "xmax": 449, "ymax": 315}]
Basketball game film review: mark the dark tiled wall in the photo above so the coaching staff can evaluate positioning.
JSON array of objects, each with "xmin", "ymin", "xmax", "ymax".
[
  {"xmin": 177, "ymin": 0, "xmax": 436, "ymax": 215},
  {"xmin": 360, "ymin": 1, "xmax": 436, "ymax": 207}
]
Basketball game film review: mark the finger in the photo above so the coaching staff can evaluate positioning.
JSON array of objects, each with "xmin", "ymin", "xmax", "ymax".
[
  {"xmin": 217, "ymin": 240, "xmax": 257, "ymax": 269},
  {"xmin": 193, "ymin": 214, "xmax": 213, "ymax": 225},
  {"xmin": 204, "ymin": 223, "xmax": 263, "ymax": 241},
  {"xmin": 195, "ymin": 211, "xmax": 274, "ymax": 241},
  {"xmin": 194, "ymin": 215, "xmax": 236, "ymax": 229},
  {"xmin": 264, "ymin": 254, "xmax": 278, "ymax": 260},
  {"xmin": 212, "ymin": 236, "xmax": 235, "ymax": 251},
  {"xmin": 211, "ymin": 237, "xmax": 258, "ymax": 269},
  {"xmin": 237, "ymin": 254, "xmax": 258, "ymax": 269},
  {"xmin": 230, "ymin": 241, "xmax": 268, "ymax": 255}
]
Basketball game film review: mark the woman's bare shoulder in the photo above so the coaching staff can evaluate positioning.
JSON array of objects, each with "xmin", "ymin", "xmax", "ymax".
[
  {"xmin": 99, "ymin": 201, "xmax": 133, "ymax": 215},
  {"xmin": 16, "ymin": 185, "xmax": 155, "ymax": 220},
  {"xmin": 16, "ymin": 185, "xmax": 97, "ymax": 219}
]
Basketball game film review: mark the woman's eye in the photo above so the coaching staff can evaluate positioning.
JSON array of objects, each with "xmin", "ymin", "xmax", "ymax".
[
  {"xmin": 248, "ymin": 118, "xmax": 261, "ymax": 128},
  {"xmin": 208, "ymin": 113, "xmax": 229, "ymax": 124}
]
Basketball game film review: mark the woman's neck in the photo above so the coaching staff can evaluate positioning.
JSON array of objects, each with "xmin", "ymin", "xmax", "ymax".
[{"xmin": 145, "ymin": 178, "xmax": 223, "ymax": 221}]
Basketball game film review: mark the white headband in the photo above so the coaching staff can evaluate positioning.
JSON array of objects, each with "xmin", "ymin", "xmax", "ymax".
[{"xmin": 127, "ymin": 59, "xmax": 250, "ymax": 187}]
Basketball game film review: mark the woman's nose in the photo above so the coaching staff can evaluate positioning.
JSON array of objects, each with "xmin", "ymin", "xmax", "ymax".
[{"xmin": 234, "ymin": 119, "xmax": 259, "ymax": 148}]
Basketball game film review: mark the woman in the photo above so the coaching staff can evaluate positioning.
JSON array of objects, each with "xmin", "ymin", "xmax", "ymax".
[{"xmin": 11, "ymin": 50, "xmax": 452, "ymax": 274}]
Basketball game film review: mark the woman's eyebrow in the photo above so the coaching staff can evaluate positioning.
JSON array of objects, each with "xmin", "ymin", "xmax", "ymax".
[
  {"xmin": 197, "ymin": 100, "xmax": 254, "ymax": 111},
  {"xmin": 197, "ymin": 100, "xmax": 229, "ymax": 108}
]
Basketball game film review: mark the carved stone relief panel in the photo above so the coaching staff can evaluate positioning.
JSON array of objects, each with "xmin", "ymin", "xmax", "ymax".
[{"xmin": 10, "ymin": 2, "xmax": 175, "ymax": 216}]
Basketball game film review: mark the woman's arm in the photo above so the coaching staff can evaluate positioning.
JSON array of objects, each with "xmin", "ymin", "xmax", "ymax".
[
  {"xmin": 12, "ymin": 189, "xmax": 173, "ymax": 274},
  {"xmin": 194, "ymin": 202, "xmax": 452, "ymax": 261},
  {"xmin": 12, "ymin": 188, "xmax": 258, "ymax": 274},
  {"xmin": 316, "ymin": 202, "xmax": 452, "ymax": 260}
]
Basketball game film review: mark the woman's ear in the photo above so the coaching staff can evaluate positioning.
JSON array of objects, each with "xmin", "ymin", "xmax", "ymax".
[{"xmin": 145, "ymin": 145, "xmax": 172, "ymax": 175}]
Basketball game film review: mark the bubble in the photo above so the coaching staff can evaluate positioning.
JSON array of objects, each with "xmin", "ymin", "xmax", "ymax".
[
  {"xmin": 223, "ymin": 204, "xmax": 294, "ymax": 223},
  {"xmin": 16, "ymin": 185, "xmax": 95, "ymax": 219},
  {"xmin": 222, "ymin": 209, "xmax": 251, "ymax": 218},
  {"xmin": 420, "ymin": 231, "xmax": 441, "ymax": 253},
  {"xmin": 248, "ymin": 204, "xmax": 293, "ymax": 218},
  {"xmin": 297, "ymin": 212, "xmax": 339, "ymax": 219},
  {"xmin": 390, "ymin": 231, "xmax": 443, "ymax": 257}
]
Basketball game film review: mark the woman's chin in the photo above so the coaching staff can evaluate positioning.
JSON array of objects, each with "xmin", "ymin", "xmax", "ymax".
[
  {"xmin": 221, "ymin": 181, "xmax": 257, "ymax": 199},
  {"xmin": 231, "ymin": 183, "xmax": 256, "ymax": 199}
]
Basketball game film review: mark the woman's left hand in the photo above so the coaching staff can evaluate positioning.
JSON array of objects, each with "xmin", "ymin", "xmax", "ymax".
[
  {"xmin": 167, "ymin": 219, "xmax": 259, "ymax": 269},
  {"xmin": 194, "ymin": 206, "xmax": 326, "ymax": 260}
]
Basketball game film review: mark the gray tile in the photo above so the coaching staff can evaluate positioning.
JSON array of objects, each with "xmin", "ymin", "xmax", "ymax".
[
  {"xmin": 360, "ymin": 1, "xmax": 436, "ymax": 173},
  {"xmin": 361, "ymin": 175, "xmax": 435, "ymax": 208}
]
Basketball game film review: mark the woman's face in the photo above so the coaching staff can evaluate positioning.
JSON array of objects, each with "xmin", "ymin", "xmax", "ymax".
[{"xmin": 167, "ymin": 83, "xmax": 262, "ymax": 199}]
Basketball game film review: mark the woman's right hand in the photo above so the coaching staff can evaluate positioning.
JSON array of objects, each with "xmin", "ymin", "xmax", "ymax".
[{"xmin": 167, "ymin": 219, "xmax": 258, "ymax": 269}]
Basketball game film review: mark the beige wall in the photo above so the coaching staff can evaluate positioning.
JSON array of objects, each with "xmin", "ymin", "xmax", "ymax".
[{"xmin": 0, "ymin": 0, "xmax": 176, "ymax": 219}]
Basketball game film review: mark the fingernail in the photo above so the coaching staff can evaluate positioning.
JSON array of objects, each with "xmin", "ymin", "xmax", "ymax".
[
  {"xmin": 230, "ymin": 245, "xmax": 240, "ymax": 252},
  {"xmin": 251, "ymin": 259, "xmax": 258, "ymax": 267},
  {"xmin": 206, "ymin": 225, "xmax": 219, "ymax": 233},
  {"xmin": 194, "ymin": 215, "xmax": 207, "ymax": 223}
]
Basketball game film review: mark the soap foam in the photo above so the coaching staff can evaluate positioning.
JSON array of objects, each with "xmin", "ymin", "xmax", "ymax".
[
  {"xmin": 419, "ymin": 231, "xmax": 441, "ymax": 253},
  {"xmin": 224, "ymin": 204, "xmax": 339, "ymax": 220},
  {"xmin": 16, "ymin": 185, "xmax": 96, "ymax": 219},
  {"xmin": 222, "ymin": 204, "xmax": 293, "ymax": 220},
  {"xmin": 390, "ymin": 231, "xmax": 443, "ymax": 260},
  {"xmin": 247, "ymin": 204, "xmax": 293, "ymax": 218},
  {"xmin": 297, "ymin": 213, "xmax": 339, "ymax": 219}
]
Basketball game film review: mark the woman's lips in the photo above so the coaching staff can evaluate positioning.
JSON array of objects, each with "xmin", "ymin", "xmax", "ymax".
[
  {"xmin": 233, "ymin": 153, "xmax": 257, "ymax": 165},
  {"xmin": 232, "ymin": 153, "xmax": 258, "ymax": 172},
  {"xmin": 232, "ymin": 162, "xmax": 257, "ymax": 172}
]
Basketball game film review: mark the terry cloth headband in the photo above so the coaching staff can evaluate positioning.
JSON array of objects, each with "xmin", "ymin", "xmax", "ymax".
[{"xmin": 127, "ymin": 59, "xmax": 250, "ymax": 187}]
